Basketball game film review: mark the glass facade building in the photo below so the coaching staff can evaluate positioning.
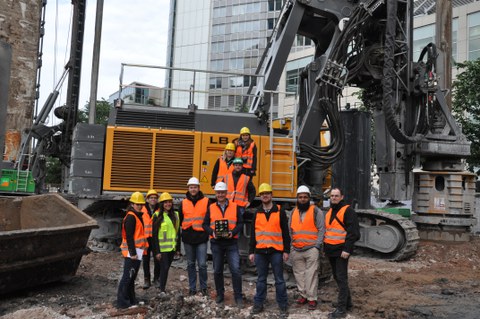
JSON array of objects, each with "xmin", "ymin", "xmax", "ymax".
[{"xmin": 165, "ymin": 0, "xmax": 311, "ymax": 111}]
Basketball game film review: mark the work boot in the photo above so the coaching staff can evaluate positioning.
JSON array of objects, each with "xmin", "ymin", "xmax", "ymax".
[
  {"xmin": 328, "ymin": 308, "xmax": 347, "ymax": 318},
  {"xmin": 142, "ymin": 277, "xmax": 151, "ymax": 289},
  {"xmin": 188, "ymin": 289, "xmax": 196, "ymax": 296},
  {"xmin": 251, "ymin": 303, "xmax": 264, "ymax": 314},
  {"xmin": 201, "ymin": 289, "xmax": 208, "ymax": 296},
  {"xmin": 279, "ymin": 306, "xmax": 288, "ymax": 317},
  {"xmin": 215, "ymin": 294, "xmax": 224, "ymax": 305},
  {"xmin": 332, "ymin": 301, "xmax": 353, "ymax": 310}
]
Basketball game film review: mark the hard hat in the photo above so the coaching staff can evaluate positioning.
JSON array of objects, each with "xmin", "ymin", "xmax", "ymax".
[
  {"xmin": 296, "ymin": 185, "xmax": 311, "ymax": 196},
  {"xmin": 240, "ymin": 127, "xmax": 250, "ymax": 135},
  {"xmin": 233, "ymin": 157, "xmax": 244, "ymax": 165},
  {"xmin": 225, "ymin": 143, "xmax": 236, "ymax": 151},
  {"xmin": 214, "ymin": 182, "xmax": 228, "ymax": 191},
  {"xmin": 159, "ymin": 192, "xmax": 173, "ymax": 202},
  {"xmin": 130, "ymin": 191, "xmax": 146, "ymax": 204},
  {"xmin": 258, "ymin": 183, "xmax": 273, "ymax": 194},
  {"xmin": 146, "ymin": 189, "xmax": 158, "ymax": 198},
  {"xmin": 187, "ymin": 177, "xmax": 200, "ymax": 186}
]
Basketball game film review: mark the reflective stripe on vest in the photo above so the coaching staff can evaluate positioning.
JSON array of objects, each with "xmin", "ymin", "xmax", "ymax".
[
  {"xmin": 209, "ymin": 202, "xmax": 238, "ymax": 239},
  {"xmin": 181, "ymin": 197, "xmax": 209, "ymax": 231},
  {"xmin": 141, "ymin": 206, "xmax": 155, "ymax": 237},
  {"xmin": 153, "ymin": 211, "xmax": 179, "ymax": 252},
  {"xmin": 120, "ymin": 211, "xmax": 149, "ymax": 257},
  {"xmin": 216, "ymin": 156, "xmax": 234, "ymax": 184},
  {"xmin": 291, "ymin": 205, "xmax": 319, "ymax": 249},
  {"xmin": 225, "ymin": 173, "xmax": 250, "ymax": 207},
  {"xmin": 324, "ymin": 205, "xmax": 349, "ymax": 245},
  {"xmin": 255, "ymin": 205, "xmax": 283, "ymax": 251},
  {"xmin": 235, "ymin": 141, "xmax": 255, "ymax": 169}
]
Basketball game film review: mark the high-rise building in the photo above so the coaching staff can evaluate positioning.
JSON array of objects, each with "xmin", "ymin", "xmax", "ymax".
[{"xmin": 165, "ymin": 0, "xmax": 312, "ymax": 112}]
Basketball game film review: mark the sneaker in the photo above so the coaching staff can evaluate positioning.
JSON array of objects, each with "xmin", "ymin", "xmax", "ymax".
[
  {"xmin": 188, "ymin": 290, "xmax": 197, "ymax": 296},
  {"xmin": 329, "ymin": 309, "xmax": 347, "ymax": 318},
  {"xmin": 296, "ymin": 297, "xmax": 307, "ymax": 305},
  {"xmin": 159, "ymin": 291, "xmax": 167, "ymax": 298},
  {"xmin": 251, "ymin": 304, "xmax": 264, "ymax": 314},
  {"xmin": 201, "ymin": 289, "xmax": 208, "ymax": 296},
  {"xmin": 142, "ymin": 279, "xmax": 151, "ymax": 289},
  {"xmin": 215, "ymin": 295, "xmax": 224, "ymax": 304},
  {"xmin": 308, "ymin": 300, "xmax": 317, "ymax": 310}
]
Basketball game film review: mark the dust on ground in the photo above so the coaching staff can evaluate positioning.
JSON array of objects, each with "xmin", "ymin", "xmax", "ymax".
[{"xmin": 1, "ymin": 237, "xmax": 479, "ymax": 319}]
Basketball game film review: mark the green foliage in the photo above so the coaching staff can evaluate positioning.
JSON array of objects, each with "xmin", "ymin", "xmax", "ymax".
[
  {"xmin": 45, "ymin": 157, "xmax": 62, "ymax": 185},
  {"xmin": 78, "ymin": 99, "xmax": 112, "ymax": 125},
  {"xmin": 452, "ymin": 59, "xmax": 480, "ymax": 173}
]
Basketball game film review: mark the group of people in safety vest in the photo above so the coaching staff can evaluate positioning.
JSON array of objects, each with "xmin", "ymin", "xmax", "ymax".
[{"xmin": 116, "ymin": 126, "xmax": 360, "ymax": 319}]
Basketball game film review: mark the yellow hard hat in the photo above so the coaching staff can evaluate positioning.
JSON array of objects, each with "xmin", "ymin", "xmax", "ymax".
[
  {"xmin": 146, "ymin": 189, "xmax": 158, "ymax": 198},
  {"xmin": 225, "ymin": 143, "xmax": 236, "ymax": 151},
  {"xmin": 130, "ymin": 191, "xmax": 146, "ymax": 204},
  {"xmin": 258, "ymin": 183, "xmax": 273, "ymax": 194},
  {"xmin": 159, "ymin": 192, "xmax": 173, "ymax": 202},
  {"xmin": 240, "ymin": 127, "xmax": 250, "ymax": 135}
]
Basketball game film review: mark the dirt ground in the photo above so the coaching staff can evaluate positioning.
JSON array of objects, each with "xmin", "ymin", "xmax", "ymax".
[{"xmin": 1, "ymin": 237, "xmax": 479, "ymax": 319}]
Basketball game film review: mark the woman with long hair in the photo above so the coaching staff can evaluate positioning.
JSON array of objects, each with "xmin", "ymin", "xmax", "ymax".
[{"xmin": 152, "ymin": 192, "xmax": 180, "ymax": 295}]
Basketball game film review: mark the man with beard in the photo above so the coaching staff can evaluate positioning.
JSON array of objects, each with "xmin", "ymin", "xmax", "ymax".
[
  {"xmin": 178, "ymin": 177, "xmax": 210, "ymax": 296},
  {"xmin": 289, "ymin": 185, "xmax": 324, "ymax": 311}
]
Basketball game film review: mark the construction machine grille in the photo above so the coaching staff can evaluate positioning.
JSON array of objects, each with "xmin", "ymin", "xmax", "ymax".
[
  {"xmin": 153, "ymin": 133, "xmax": 195, "ymax": 190},
  {"xmin": 115, "ymin": 109, "xmax": 195, "ymax": 130},
  {"xmin": 109, "ymin": 130, "xmax": 153, "ymax": 189}
]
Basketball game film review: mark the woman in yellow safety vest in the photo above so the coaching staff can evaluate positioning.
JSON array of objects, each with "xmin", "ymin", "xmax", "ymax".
[{"xmin": 152, "ymin": 192, "xmax": 180, "ymax": 295}]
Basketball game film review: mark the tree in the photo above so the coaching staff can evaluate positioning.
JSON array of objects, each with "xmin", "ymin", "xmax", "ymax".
[
  {"xmin": 452, "ymin": 59, "xmax": 480, "ymax": 173},
  {"xmin": 78, "ymin": 99, "xmax": 112, "ymax": 125}
]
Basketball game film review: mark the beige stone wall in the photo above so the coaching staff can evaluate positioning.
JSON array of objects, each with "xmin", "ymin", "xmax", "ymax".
[{"xmin": 0, "ymin": 0, "xmax": 41, "ymax": 160}]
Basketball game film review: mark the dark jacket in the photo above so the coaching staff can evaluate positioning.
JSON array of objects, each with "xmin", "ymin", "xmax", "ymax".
[
  {"xmin": 178, "ymin": 191, "xmax": 210, "ymax": 244},
  {"xmin": 249, "ymin": 203, "xmax": 291, "ymax": 255},
  {"xmin": 230, "ymin": 170, "xmax": 256, "ymax": 203},
  {"xmin": 124, "ymin": 207, "xmax": 144, "ymax": 257},
  {"xmin": 211, "ymin": 156, "xmax": 234, "ymax": 187},
  {"xmin": 323, "ymin": 200, "xmax": 360, "ymax": 257},
  {"xmin": 202, "ymin": 199, "xmax": 244, "ymax": 246},
  {"xmin": 151, "ymin": 208, "xmax": 181, "ymax": 255}
]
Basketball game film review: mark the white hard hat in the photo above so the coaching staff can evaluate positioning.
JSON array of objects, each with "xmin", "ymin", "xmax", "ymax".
[
  {"xmin": 214, "ymin": 182, "xmax": 228, "ymax": 191},
  {"xmin": 296, "ymin": 185, "xmax": 311, "ymax": 196},
  {"xmin": 187, "ymin": 177, "xmax": 200, "ymax": 186}
]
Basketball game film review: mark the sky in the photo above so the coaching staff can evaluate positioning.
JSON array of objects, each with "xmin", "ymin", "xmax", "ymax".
[{"xmin": 40, "ymin": 0, "xmax": 170, "ymax": 122}]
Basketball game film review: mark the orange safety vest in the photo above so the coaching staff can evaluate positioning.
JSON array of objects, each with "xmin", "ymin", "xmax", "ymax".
[
  {"xmin": 291, "ymin": 205, "xmax": 319, "ymax": 249},
  {"xmin": 324, "ymin": 205, "xmax": 349, "ymax": 245},
  {"xmin": 181, "ymin": 197, "xmax": 209, "ymax": 231},
  {"xmin": 141, "ymin": 206, "xmax": 155, "ymax": 238},
  {"xmin": 209, "ymin": 201, "xmax": 239, "ymax": 239},
  {"xmin": 225, "ymin": 173, "xmax": 250, "ymax": 207},
  {"xmin": 120, "ymin": 211, "xmax": 149, "ymax": 257},
  {"xmin": 255, "ymin": 205, "xmax": 284, "ymax": 251},
  {"xmin": 216, "ymin": 156, "xmax": 234, "ymax": 184},
  {"xmin": 235, "ymin": 141, "xmax": 255, "ymax": 169}
]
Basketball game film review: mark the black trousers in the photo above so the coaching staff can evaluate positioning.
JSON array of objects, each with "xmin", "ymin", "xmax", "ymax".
[
  {"xmin": 116, "ymin": 257, "xmax": 141, "ymax": 308},
  {"xmin": 143, "ymin": 237, "xmax": 160, "ymax": 281},
  {"xmin": 158, "ymin": 251, "xmax": 175, "ymax": 292},
  {"xmin": 328, "ymin": 256, "xmax": 352, "ymax": 311}
]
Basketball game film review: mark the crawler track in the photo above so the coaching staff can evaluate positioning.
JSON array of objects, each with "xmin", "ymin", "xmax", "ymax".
[{"xmin": 356, "ymin": 209, "xmax": 420, "ymax": 261}]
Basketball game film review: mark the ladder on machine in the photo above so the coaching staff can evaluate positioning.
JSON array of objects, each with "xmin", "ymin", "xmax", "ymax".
[{"xmin": 268, "ymin": 92, "xmax": 296, "ymax": 193}]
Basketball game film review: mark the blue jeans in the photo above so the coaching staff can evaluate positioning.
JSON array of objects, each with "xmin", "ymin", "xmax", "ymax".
[
  {"xmin": 254, "ymin": 252, "xmax": 288, "ymax": 308},
  {"xmin": 183, "ymin": 242, "xmax": 208, "ymax": 291},
  {"xmin": 210, "ymin": 241, "xmax": 242, "ymax": 300},
  {"xmin": 116, "ymin": 257, "xmax": 141, "ymax": 308}
]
